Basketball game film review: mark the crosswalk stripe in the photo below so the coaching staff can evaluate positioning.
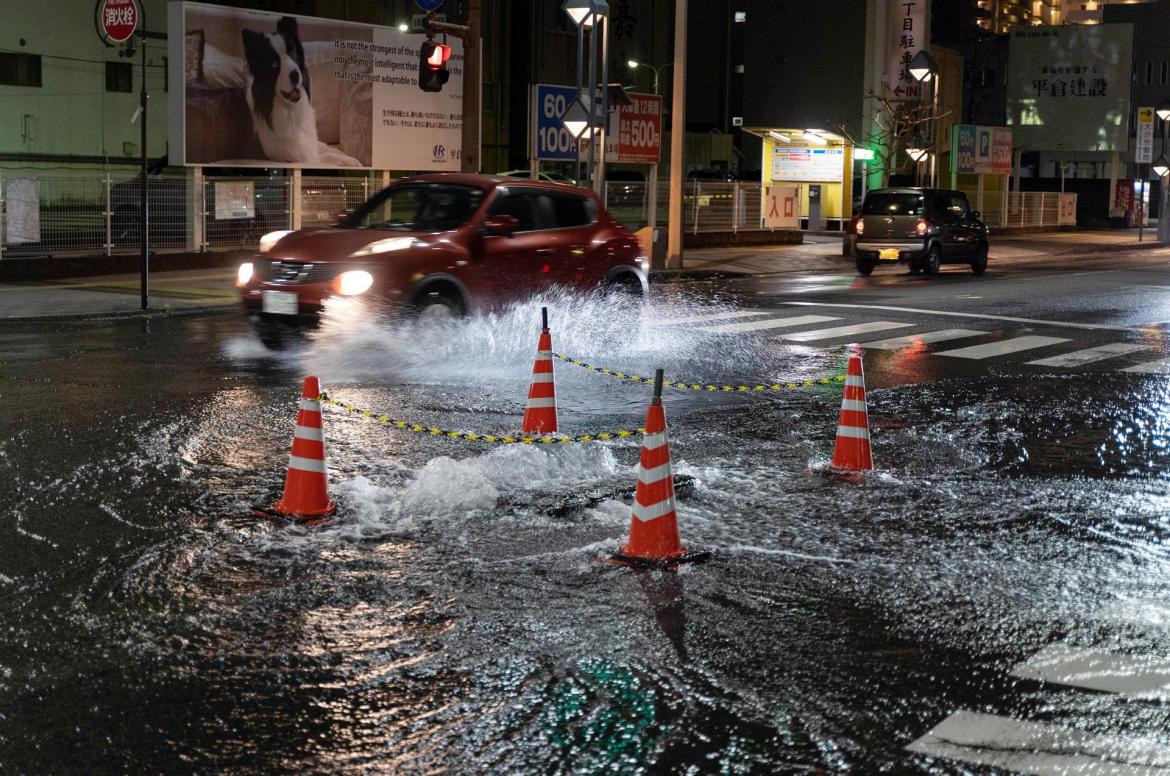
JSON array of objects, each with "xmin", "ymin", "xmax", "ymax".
[
  {"xmin": 860, "ymin": 328, "xmax": 986, "ymax": 350},
  {"xmin": 661, "ymin": 310, "xmax": 774, "ymax": 325},
  {"xmin": 1010, "ymin": 643, "xmax": 1170, "ymax": 699},
  {"xmin": 780, "ymin": 321, "xmax": 913, "ymax": 342},
  {"xmin": 937, "ymin": 335, "xmax": 1070, "ymax": 360},
  {"xmin": 906, "ymin": 710, "xmax": 1170, "ymax": 775},
  {"xmin": 699, "ymin": 315, "xmax": 839, "ymax": 334},
  {"xmin": 1124, "ymin": 357, "xmax": 1170, "ymax": 374},
  {"xmin": 1028, "ymin": 342, "xmax": 1151, "ymax": 368},
  {"xmin": 1092, "ymin": 600, "xmax": 1170, "ymax": 628}
]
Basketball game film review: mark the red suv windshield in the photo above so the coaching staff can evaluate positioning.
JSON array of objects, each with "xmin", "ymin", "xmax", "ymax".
[{"xmin": 343, "ymin": 183, "xmax": 486, "ymax": 232}]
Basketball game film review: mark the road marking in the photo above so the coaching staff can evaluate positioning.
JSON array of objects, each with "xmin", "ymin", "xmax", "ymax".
[
  {"xmin": 1011, "ymin": 643, "xmax": 1170, "ymax": 699},
  {"xmin": 906, "ymin": 710, "xmax": 1170, "ymax": 775},
  {"xmin": 1124, "ymin": 358, "xmax": 1170, "ymax": 374},
  {"xmin": 661, "ymin": 310, "xmax": 773, "ymax": 325},
  {"xmin": 783, "ymin": 301, "xmax": 1136, "ymax": 331},
  {"xmin": 1093, "ymin": 600, "xmax": 1170, "ymax": 628},
  {"xmin": 1028, "ymin": 342, "xmax": 1151, "ymax": 368},
  {"xmin": 861, "ymin": 328, "xmax": 986, "ymax": 350},
  {"xmin": 781, "ymin": 321, "xmax": 913, "ymax": 342},
  {"xmin": 700, "ymin": 315, "xmax": 839, "ymax": 334},
  {"xmin": 937, "ymin": 335, "xmax": 1070, "ymax": 360}
]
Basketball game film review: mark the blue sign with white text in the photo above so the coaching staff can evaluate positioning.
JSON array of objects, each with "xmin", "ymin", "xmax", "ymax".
[
  {"xmin": 415, "ymin": 0, "xmax": 445, "ymax": 11},
  {"xmin": 534, "ymin": 84, "xmax": 580, "ymax": 161}
]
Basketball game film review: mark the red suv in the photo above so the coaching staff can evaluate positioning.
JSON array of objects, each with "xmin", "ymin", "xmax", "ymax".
[{"xmin": 238, "ymin": 173, "xmax": 648, "ymax": 346}]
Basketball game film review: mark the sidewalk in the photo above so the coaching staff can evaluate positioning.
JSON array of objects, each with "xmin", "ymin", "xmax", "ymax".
[
  {"xmin": 668, "ymin": 229, "xmax": 1170, "ymax": 278},
  {"xmin": 0, "ymin": 268, "xmax": 239, "ymax": 321}
]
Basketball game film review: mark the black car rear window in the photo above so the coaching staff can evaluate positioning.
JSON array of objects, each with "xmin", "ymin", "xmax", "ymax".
[{"xmin": 862, "ymin": 193, "xmax": 925, "ymax": 216}]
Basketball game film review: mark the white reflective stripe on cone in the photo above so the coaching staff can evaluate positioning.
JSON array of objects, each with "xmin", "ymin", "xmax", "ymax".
[
  {"xmin": 638, "ymin": 462, "xmax": 672, "ymax": 485},
  {"xmin": 537, "ymin": 350, "xmax": 553, "ymax": 357},
  {"xmin": 299, "ymin": 398, "xmax": 322, "ymax": 411},
  {"xmin": 294, "ymin": 426, "xmax": 324, "ymax": 441},
  {"xmin": 529, "ymin": 372, "xmax": 555, "ymax": 383},
  {"xmin": 845, "ymin": 375, "xmax": 865, "ymax": 388},
  {"xmin": 835, "ymin": 426, "xmax": 870, "ymax": 439},
  {"xmin": 525, "ymin": 397, "xmax": 557, "ymax": 408},
  {"xmin": 840, "ymin": 399, "xmax": 868, "ymax": 412},
  {"xmin": 288, "ymin": 455, "xmax": 327, "ymax": 473},
  {"xmin": 641, "ymin": 431, "xmax": 668, "ymax": 450},
  {"xmin": 633, "ymin": 498, "xmax": 676, "ymax": 522}
]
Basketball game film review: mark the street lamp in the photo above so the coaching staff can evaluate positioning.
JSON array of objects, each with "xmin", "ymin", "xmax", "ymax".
[
  {"xmin": 562, "ymin": 0, "xmax": 608, "ymax": 28},
  {"xmin": 1153, "ymin": 155, "xmax": 1169, "ymax": 179},
  {"xmin": 907, "ymin": 132, "xmax": 929, "ymax": 186},
  {"xmin": 626, "ymin": 59, "xmax": 671, "ymax": 95},
  {"xmin": 908, "ymin": 50, "xmax": 940, "ymax": 188}
]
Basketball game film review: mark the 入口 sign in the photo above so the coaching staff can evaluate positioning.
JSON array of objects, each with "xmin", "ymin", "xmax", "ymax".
[{"xmin": 763, "ymin": 185, "xmax": 799, "ymax": 229}]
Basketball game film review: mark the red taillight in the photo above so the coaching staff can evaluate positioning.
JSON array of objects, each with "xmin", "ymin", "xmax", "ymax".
[
  {"xmin": 855, "ymin": 219, "xmax": 864, "ymax": 236},
  {"xmin": 916, "ymin": 219, "xmax": 928, "ymax": 236}
]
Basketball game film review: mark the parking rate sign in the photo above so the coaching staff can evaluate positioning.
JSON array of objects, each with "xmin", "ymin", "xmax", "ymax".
[{"xmin": 533, "ymin": 84, "xmax": 580, "ymax": 161}]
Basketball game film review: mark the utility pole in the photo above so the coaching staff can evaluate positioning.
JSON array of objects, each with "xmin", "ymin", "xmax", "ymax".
[
  {"xmin": 428, "ymin": 1, "xmax": 481, "ymax": 173},
  {"xmin": 666, "ymin": 0, "xmax": 687, "ymax": 269}
]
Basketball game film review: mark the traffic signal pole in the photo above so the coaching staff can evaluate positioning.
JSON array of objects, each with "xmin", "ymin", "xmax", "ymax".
[{"xmin": 427, "ymin": 1, "xmax": 481, "ymax": 173}]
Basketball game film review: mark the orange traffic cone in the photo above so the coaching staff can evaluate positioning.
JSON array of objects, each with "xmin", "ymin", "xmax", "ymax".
[
  {"xmin": 253, "ymin": 376, "xmax": 337, "ymax": 524},
  {"xmin": 830, "ymin": 347, "xmax": 874, "ymax": 472},
  {"xmin": 521, "ymin": 307, "xmax": 558, "ymax": 436},
  {"xmin": 611, "ymin": 369, "xmax": 710, "ymax": 570}
]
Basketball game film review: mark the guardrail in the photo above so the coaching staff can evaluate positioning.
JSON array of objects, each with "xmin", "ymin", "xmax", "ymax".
[
  {"xmin": 959, "ymin": 190, "xmax": 1077, "ymax": 230},
  {"xmin": 605, "ymin": 180, "xmax": 778, "ymax": 234}
]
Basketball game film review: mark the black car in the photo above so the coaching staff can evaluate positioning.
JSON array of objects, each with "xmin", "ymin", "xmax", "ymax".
[{"xmin": 852, "ymin": 187, "xmax": 989, "ymax": 276}]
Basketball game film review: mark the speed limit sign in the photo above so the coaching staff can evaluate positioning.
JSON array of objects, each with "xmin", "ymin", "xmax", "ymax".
[{"xmin": 95, "ymin": 0, "xmax": 138, "ymax": 46}]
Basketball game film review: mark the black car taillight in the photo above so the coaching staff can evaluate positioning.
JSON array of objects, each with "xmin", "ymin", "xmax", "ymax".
[{"xmin": 916, "ymin": 219, "xmax": 928, "ymax": 236}]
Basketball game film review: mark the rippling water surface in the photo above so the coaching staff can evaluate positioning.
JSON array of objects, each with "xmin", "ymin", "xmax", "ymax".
[{"xmin": 2, "ymin": 293, "xmax": 1170, "ymax": 772}]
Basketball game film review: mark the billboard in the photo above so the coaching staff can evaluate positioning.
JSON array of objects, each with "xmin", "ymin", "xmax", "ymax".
[
  {"xmin": 168, "ymin": 2, "xmax": 464, "ymax": 170},
  {"xmin": 952, "ymin": 125, "xmax": 1012, "ymax": 175},
  {"xmin": 532, "ymin": 84, "xmax": 579, "ymax": 162},
  {"xmin": 771, "ymin": 146, "xmax": 844, "ymax": 182},
  {"xmin": 1006, "ymin": 23, "xmax": 1133, "ymax": 152},
  {"xmin": 617, "ymin": 93, "xmax": 663, "ymax": 164}
]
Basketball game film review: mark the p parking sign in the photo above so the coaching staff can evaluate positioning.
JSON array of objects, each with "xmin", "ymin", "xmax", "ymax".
[
  {"xmin": 533, "ymin": 84, "xmax": 580, "ymax": 162},
  {"xmin": 95, "ymin": 0, "xmax": 138, "ymax": 45}
]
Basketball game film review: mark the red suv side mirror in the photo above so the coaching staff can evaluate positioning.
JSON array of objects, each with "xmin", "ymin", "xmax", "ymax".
[{"xmin": 483, "ymin": 214, "xmax": 519, "ymax": 237}]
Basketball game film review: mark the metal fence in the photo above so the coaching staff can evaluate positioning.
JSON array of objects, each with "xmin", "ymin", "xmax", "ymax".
[
  {"xmin": 605, "ymin": 181, "xmax": 778, "ymax": 234},
  {"xmin": 0, "ymin": 172, "xmax": 380, "ymax": 259},
  {"xmin": 958, "ymin": 189, "xmax": 1077, "ymax": 230},
  {"xmin": 0, "ymin": 173, "xmax": 1080, "ymax": 258}
]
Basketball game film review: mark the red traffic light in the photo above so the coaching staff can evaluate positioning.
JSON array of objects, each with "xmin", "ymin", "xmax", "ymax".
[{"xmin": 425, "ymin": 42, "xmax": 451, "ymax": 70}]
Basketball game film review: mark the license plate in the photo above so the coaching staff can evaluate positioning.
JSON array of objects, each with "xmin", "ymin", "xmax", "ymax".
[
  {"xmin": 262, "ymin": 290, "xmax": 299, "ymax": 315},
  {"xmin": 879, "ymin": 248, "xmax": 900, "ymax": 260}
]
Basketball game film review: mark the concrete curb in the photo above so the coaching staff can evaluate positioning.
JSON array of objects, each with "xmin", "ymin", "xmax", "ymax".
[{"xmin": 0, "ymin": 303, "xmax": 238, "ymax": 324}]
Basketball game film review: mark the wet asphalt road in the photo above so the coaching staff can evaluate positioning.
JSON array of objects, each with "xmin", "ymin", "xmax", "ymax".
[{"xmin": 3, "ymin": 248, "xmax": 1170, "ymax": 773}]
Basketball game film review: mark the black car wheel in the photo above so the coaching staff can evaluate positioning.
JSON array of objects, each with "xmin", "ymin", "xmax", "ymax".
[
  {"xmin": 856, "ymin": 254, "xmax": 877, "ymax": 276},
  {"xmin": 971, "ymin": 244, "xmax": 988, "ymax": 275},
  {"xmin": 923, "ymin": 244, "xmax": 942, "ymax": 276},
  {"xmin": 410, "ymin": 286, "xmax": 467, "ymax": 322},
  {"xmin": 602, "ymin": 274, "xmax": 645, "ymax": 300}
]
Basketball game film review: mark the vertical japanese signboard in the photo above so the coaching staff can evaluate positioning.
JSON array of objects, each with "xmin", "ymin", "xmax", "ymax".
[
  {"xmin": 886, "ymin": 0, "xmax": 928, "ymax": 100},
  {"xmin": 1006, "ymin": 23, "xmax": 1133, "ymax": 152},
  {"xmin": 1136, "ymin": 106, "xmax": 1154, "ymax": 164},
  {"xmin": 617, "ymin": 93, "xmax": 662, "ymax": 164}
]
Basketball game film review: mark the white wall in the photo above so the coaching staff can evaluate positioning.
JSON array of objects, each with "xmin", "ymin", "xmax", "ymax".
[{"xmin": 0, "ymin": 0, "xmax": 169, "ymax": 168}]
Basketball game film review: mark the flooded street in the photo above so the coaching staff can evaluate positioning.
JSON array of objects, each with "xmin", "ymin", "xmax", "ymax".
[{"xmin": 3, "ymin": 278, "xmax": 1170, "ymax": 773}]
